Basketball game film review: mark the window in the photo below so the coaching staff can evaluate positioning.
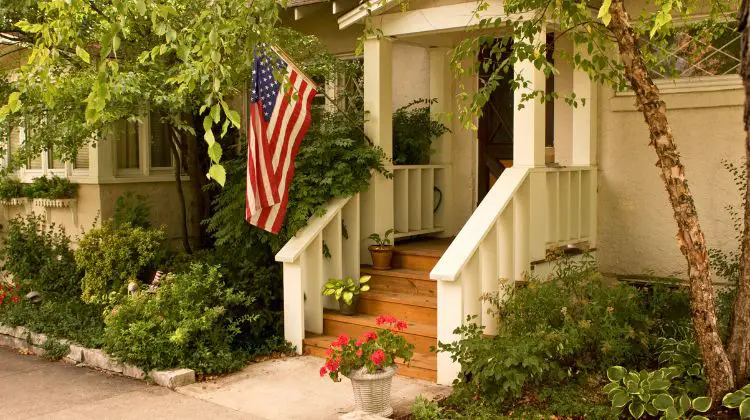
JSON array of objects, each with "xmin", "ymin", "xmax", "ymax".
[
  {"xmin": 74, "ymin": 145, "xmax": 89, "ymax": 170},
  {"xmin": 647, "ymin": 22, "xmax": 740, "ymax": 79},
  {"xmin": 150, "ymin": 113, "xmax": 173, "ymax": 168},
  {"xmin": 47, "ymin": 146, "xmax": 65, "ymax": 170},
  {"xmin": 113, "ymin": 119, "xmax": 140, "ymax": 170}
]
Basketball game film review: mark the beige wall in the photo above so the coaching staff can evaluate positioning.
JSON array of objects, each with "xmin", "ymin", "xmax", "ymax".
[{"xmin": 597, "ymin": 79, "xmax": 744, "ymax": 278}]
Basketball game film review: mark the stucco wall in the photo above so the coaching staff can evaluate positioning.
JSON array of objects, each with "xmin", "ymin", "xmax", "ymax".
[{"xmin": 596, "ymin": 79, "xmax": 744, "ymax": 278}]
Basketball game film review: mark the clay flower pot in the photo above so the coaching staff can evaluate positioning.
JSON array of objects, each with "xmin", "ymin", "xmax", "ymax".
[{"xmin": 369, "ymin": 245, "xmax": 394, "ymax": 270}]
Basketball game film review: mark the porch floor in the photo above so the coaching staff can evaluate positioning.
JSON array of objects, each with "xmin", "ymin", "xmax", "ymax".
[{"xmin": 304, "ymin": 237, "xmax": 452, "ymax": 382}]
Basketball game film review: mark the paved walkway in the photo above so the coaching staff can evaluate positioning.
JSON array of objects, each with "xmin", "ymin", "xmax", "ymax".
[{"xmin": 1, "ymin": 347, "xmax": 449, "ymax": 419}]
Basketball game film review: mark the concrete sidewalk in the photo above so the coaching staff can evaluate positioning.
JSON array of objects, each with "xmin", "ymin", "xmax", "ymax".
[
  {"xmin": 0, "ymin": 346, "xmax": 253, "ymax": 419},
  {"xmin": 1, "ymin": 347, "xmax": 449, "ymax": 419}
]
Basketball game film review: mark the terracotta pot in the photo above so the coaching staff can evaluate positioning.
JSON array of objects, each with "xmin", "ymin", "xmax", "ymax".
[
  {"xmin": 369, "ymin": 245, "xmax": 394, "ymax": 270},
  {"xmin": 338, "ymin": 294, "xmax": 360, "ymax": 316}
]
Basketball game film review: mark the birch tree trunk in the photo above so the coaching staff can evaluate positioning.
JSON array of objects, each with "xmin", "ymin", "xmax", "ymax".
[
  {"xmin": 728, "ymin": 0, "xmax": 750, "ymax": 386},
  {"xmin": 607, "ymin": 0, "xmax": 736, "ymax": 399}
]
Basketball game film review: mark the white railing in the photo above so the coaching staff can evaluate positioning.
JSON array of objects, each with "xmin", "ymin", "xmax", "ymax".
[
  {"xmin": 430, "ymin": 165, "xmax": 597, "ymax": 384},
  {"xmin": 275, "ymin": 195, "xmax": 361, "ymax": 353},
  {"xmin": 392, "ymin": 164, "xmax": 450, "ymax": 239}
]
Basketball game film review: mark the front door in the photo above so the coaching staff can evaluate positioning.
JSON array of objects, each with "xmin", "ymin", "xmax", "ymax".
[{"xmin": 477, "ymin": 40, "xmax": 514, "ymax": 204}]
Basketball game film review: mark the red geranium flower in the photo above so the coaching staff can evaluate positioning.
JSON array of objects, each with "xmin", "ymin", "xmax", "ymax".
[
  {"xmin": 376, "ymin": 315, "xmax": 397, "ymax": 326},
  {"xmin": 355, "ymin": 338, "xmax": 366, "ymax": 347},
  {"xmin": 320, "ymin": 367, "xmax": 327, "ymax": 377},
  {"xmin": 356, "ymin": 349, "xmax": 363, "ymax": 357},
  {"xmin": 332, "ymin": 334, "xmax": 350, "ymax": 347},
  {"xmin": 364, "ymin": 331, "xmax": 377, "ymax": 341},
  {"xmin": 370, "ymin": 349, "xmax": 385, "ymax": 366},
  {"xmin": 11, "ymin": 296, "xmax": 19, "ymax": 304},
  {"xmin": 395, "ymin": 320, "xmax": 408, "ymax": 331}
]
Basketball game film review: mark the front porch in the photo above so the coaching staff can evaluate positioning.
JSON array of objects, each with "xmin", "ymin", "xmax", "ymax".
[{"xmin": 277, "ymin": 5, "xmax": 599, "ymax": 385}]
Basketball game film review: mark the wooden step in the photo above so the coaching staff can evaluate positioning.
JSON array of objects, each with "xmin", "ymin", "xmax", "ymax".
[
  {"xmin": 322, "ymin": 310, "xmax": 436, "ymax": 353},
  {"xmin": 391, "ymin": 249, "xmax": 440, "ymax": 271},
  {"xmin": 360, "ymin": 267, "xmax": 436, "ymax": 297},
  {"xmin": 358, "ymin": 290, "xmax": 436, "ymax": 325},
  {"xmin": 304, "ymin": 334, "xmax": 437, "ymax": 382}
]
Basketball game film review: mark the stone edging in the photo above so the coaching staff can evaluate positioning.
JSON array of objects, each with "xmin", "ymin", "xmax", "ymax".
[{"xmin": 0, "ymin": 323, "xmax": 195, "ymax": 389}]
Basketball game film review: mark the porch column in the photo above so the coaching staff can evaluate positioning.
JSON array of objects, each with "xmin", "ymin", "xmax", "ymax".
[
  {"xmin": 429, "ymin": 47, "xmax": 454, "ymax": 236},
  {"xmin": 361, "ymin": 37, "xmax": 394, "ymax": 263},
  {"xmin": 571, "ymin": 50, "xmax": 598, "ymax": 166},
  {"xmin": 512, "ymin": 27, "xmax": 547, "ymax": 168}
]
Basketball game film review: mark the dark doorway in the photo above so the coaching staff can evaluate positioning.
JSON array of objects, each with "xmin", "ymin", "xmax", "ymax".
[{"xmin": 477, "ymin": 35, "xmax": 555, "ymax": 204}]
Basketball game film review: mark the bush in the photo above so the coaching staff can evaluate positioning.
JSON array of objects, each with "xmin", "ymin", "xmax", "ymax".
[
  {"xmin": 113, "ymin": 192, "xmax": 151, "ymax": 228},
  {"xmin": 0, "ymin": 214, "xmax": 80, "ymax": 297},
  {"xmin": 411, "ymin": 396, "xmax": 443, "ymax": 420},
  {"xmin": 22, "ymin": 175, "xmax": 78, "ymax": 199},
  {"xmin": 102, "ymin": 263, "xmax": 256, "ymax": 373},
  {"xmin": 75, "ymin": 221, "xmax": 165, "ymax": 303},
  {"xmin": 392, "ymin": 98, "xmax": 450, "ymax": 165},
  {"xmin": 438, "ymin": 257, "xmax": 654, "ymax": 408},
  {"xmin": 0, "ymin": 177, "xmax": 23, "ymax": 199}
]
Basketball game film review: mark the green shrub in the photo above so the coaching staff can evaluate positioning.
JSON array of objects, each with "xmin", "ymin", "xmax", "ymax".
[
  {"xmin": 102, "ymin": 263, "xmax": 256, "ymax": 373},
  {"xmin": 75, "ymin": 221, "xmax": 165, "ymax": 303},
  {"xmin": 438, "ymin": 257, "xmax": 653, "ymax": 406},
  {"xmin": 41, "ymin": 338, "xmax": 71, "ymax": 361},
  {"xmin": 411, "ymin": 396, "xmax": 443, "ymax": 420},
  {"xmin": 392, "ymin": 98, "xmax": 450, "ymax": 165},
  {"xmin": 22, "ymin": 175, "xmax": 78, "ymax": 199},
  {"xmin": 113, "ymin": 192, "xmax": 151, "ymax": 228},
  {"xmin": 0, "ymin": 177, "xmax": 23, "ymax": 199},
  {"xmin": 0, "ymin": 214, "xmax": 80, "ymax": 297}
]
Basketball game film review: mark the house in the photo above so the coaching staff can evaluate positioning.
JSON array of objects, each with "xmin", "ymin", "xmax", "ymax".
[
  {"xmin": 276, "ymin": 0, "xmax": 744, "ymax": 384},
  {"xmin": 0, "ymin": 38, "xmax": 200, "ymax": 245}
]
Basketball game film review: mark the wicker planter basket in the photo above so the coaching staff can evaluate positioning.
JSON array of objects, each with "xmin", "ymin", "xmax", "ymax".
[{"xmin": 346, "ymin": 365, "xmax": 398, "ymax": 417}]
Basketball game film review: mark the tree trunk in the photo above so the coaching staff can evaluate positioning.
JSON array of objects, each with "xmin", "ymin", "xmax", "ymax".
[
  {"xmin": 728, "ymin": 1, "xmax": 750, "ymax": 386},
  {"xmin": 607, "ymin": 0, "xmax": 735, "ymax": 400},
  {"xmin": 188, "ymin": 115, "xmax": 212, "ymax": 248},
  {"xmin": 168, "ymin": 129, "xmax": 193, "ymax": 254}
]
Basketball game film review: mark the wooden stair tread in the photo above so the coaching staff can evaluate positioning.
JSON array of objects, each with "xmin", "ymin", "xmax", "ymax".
[
  {"xmin": 304, "ymin": 334, "xmax": 436, "ymax": 371},
  {"xmin": 360, "ymin": 266, "xmax": 433, "ymax": 280},
  {"xmin": 359, "ymin": 290, "xmax": 437, "ymax": 309},
  {"xmin": 323, "ymin": 310, "xmax": 436, "ymax": 338}
]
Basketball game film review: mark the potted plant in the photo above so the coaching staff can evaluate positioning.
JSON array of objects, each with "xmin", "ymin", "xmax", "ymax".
[
  {"xmin": 319, "ymin": 315, "xmax": 415, "ymax": 417},
  {"xmin": 322, "ymin": 276, "xmax": 371, "ymax": 315},
  {"xmin": 368, "ymin": 229, "xmax": 394, "ymax": 270}
]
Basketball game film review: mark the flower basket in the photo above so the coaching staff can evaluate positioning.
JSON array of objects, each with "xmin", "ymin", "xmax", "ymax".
[{"xmin": 347, "ymin": 365, "xmax": 398, "ymax": 417}]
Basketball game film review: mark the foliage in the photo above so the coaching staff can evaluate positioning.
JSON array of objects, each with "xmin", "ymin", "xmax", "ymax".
[
  {"xmin": 603, "ymin": 365, "xmax": 711, "ymax": 419},
  {"xmin": 722, "ymin": 384, "xmax": 750, "ymax": 418},
  {"xmin": 0, "ymin": 214, "xmax": 80, "ymax": 297},
  {"xmin": 0, "ymin": 298, "xmax": 105, "ymax": 348},
  {"xmin": 0, "ymin": 282, "xmax": 21, "ymax": 305},
  {"xmin": 0, "ymin": 177, "xmax": 23, "ymax": 199},
  {"xmin": 411, "ymin": 396, "xmax": 443, "ymax": 420},
  {"xmin": 320, "ymin": 315, "xmax": 414, "ymax": 381},
  {"xmin": 0, "ymin": 0, "xmax": 288, "ymax": 185},
  {"xmin": 437, "ymin": 257, "xmax": 654, "ymax": 406},
  {"xmin": 41, "ymin": 338, "xmax": 70, "ymax": 361},
  {"xmin": 392, "ymin": 98, "xmax": 449, "ymax": 165},
  {"xmin": 21, "ymin": 176, "xmax": 78, "ymax": 199},
  {"xmin": 322, "ymin": 276, "xmax": 371, "ymax": 305},
  {"xmin": 113, "ymin": 192, "xmax": 152, "ymax": 229},
  {"xmin": 75, "ymin": 221, "xmax": 165, "ymax": 304},
  {"xmin": 368, "ymin": 229, "xmax": 394, "ymax": 247},
  {"xmin": 102, "ymin": 263, "xmax": 256, "ymax": 373}
]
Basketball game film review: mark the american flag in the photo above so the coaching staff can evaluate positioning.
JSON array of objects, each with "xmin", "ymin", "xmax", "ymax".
[{"xmin": 246, "ymin": 47, "xmax": 317, "ymax": 233}]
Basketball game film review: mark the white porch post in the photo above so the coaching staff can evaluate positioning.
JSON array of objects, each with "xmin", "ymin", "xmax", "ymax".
[
  {"xmin": 571, "ymin": 48, "xmax": 598, "ymax": 248},
  {"xmin": 361, "ymin": 38, "xmax": 394, "ymax": 263},
  {"xmin": 429, "ymin": 47, "xmax": 454, "ymax": 236},
  {"xmin": 513, "ymin": 27, "xmax": 548, "ymax": 262}
]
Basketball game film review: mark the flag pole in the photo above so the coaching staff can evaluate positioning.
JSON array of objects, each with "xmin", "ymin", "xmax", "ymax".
[{"xmin": 270, "ymin": 44, "xmax": 375, "ymax": 146}]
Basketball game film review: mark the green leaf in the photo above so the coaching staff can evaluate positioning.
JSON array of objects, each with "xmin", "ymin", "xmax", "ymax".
[
  {"xmin": 359, "ymin": 285, "xmax": 370, "ymax": 292},
  {"xmin": 113, "ymin": 35, "xmax": 121, "ymax": 52},
  {"xmin": 76, "ymin": 46, "xmax": 90, "ymax": 63},
  {"xmin": 663, "ymin": 406, "xmax": 680, "ymax": 420},
  {"xmin": 597, "ymin": 0, "xmax": 612, "ymax": 26},
  {"xmin": 649, "ymin": 379, "xmax": 670, "ymax": 391},
  {"xmin": 611, "ymin": 390, "xmax": 630, "ymax": 408},
  {"xmin": 602, "ymin": 382, "xmax": 622, "ymax": 394},
  {"xmin": 679, "ymin": 394, "xmax": 691, "ymax": 414},
  {"xmin": 724, "ymin": 391, "xmax": 747, "ymax": 408},
  {"xmin": 342, "ymin": 291, "xmax": 353, "ymax": 305},
  {"xmin": 134, "ymin": 0, "xmax": 146, "ymax": 14},
  {"xmin": 207, "ymin": 142, "xmax": 223, "ymax": 163},
  {"xmin": 645, "ymin": 402, "xmax": 658, "ymax": 416},
  {"xmin": 210, "ymin": 104, "xmax": 221, "ymax": 123},
  {"xmin": 692, "ymin": 416, "xmax": 710, "ymax": 420},
  {"xmin": 740, "ymin": 398, "xmax": 750, "ymax": 418},
  {"xmin": 208, "ymin": 164, "xmax": 226, "ymax": 186},
  {"xmin": 227, "ymin": 110, "xmax": 241, "ymax": 128},
  {"xmin": 628, "ymin": 401, "xmax": 645, "ymax": 418},
  {"xmin": 7, "ymin": 91, "xmax": 21, "ymax": 113},
  {"xmin": 204, "ymin": 129, "xmax": 215, "ymax": 146},
  {"xmin": 652, "ymin": 394, "xmax": 674, "ymax": 411},
  {"xmin": 359, "ymin": 276, "xmax": 371, "ymax": 284},
  {"xmin": 607, "ymin": 366, "xmax": 626, "ymax": 382},
  {"xmin": 692, "ymin": 396, "xmax": 711, "ymax": 413}
]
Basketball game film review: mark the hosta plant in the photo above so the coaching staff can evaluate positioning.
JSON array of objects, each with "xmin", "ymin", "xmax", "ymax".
[
  {"xmin": 603, "ymin": 366, "xmax": 711, "ymax": 419},
  {"xmin": 722, "ymin": 384, "xmax": 750, "ymax": 418},
  {"xmin": 322, "ymin": 276, "xmax": 371, "ymax": 305}
]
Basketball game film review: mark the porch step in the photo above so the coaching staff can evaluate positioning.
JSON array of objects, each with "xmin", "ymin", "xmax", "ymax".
[
  {"xmin": 323, "ymin": 310, "xmax": 437, "ymax": 353},
  {"xmin": 391, "ymin": 250, "xmax": 440, "ymax": 272},
  {"xmin": 304, "ymin": 334, "xmax": 437, "ymax": 382},
  {"xmin": 358, "ymin": 290, "xmax": 437, "ymax": 325},
  {"xmin": 360, "ymin": 267, "xmax": 436, "ymax": 297}
]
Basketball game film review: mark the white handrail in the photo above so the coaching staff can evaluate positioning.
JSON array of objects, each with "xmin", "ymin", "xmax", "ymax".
[
  {"xmin": 276, "ymin": 196, "xmax": 351, "ymax": 263},
  {"xmin": 431, "ymin": 167, "xmax": 529, "ymax": 282}
]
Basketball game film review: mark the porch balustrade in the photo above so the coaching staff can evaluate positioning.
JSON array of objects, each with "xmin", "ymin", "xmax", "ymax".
[{"xmin": 392, "ymin": 164, "xmax": 449, "ymax": 239}]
